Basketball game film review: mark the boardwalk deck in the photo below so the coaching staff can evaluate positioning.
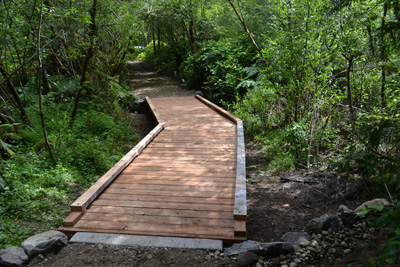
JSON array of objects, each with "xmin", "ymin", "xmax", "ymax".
[{"xmin": 59, "ymin": 96, "xmax": 246, "ymax": 244}]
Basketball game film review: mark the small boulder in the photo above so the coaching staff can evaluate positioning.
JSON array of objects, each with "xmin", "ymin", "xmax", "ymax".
[
  {"xmin": 224, "ymin": 240, "xmax": 294, "ymax": 259},
  {"xmin": 238, "ymin": 252, "xmax": 258, "ymax": 267},
  {"xmin": 21, "ymin": 230, "xmax": 68, "ymax": 258},
  {"xmin": 305, "ymin": 213, "xmax": 343, "ymax": 234},
  {"xmin": 0, "ymin": 246, "xmax": 28, "ymax": 267},
  {"xmin": 355, "ymin": 198, "xmax": 391, "ymax": 213},
  {"xmin": 338, "ymin": 205, "xmax": 357, "ymax": 227}
]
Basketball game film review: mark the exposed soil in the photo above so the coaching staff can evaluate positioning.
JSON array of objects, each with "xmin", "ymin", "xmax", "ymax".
[{"xmin": 28, "ymin": 61, "xmax": 388, "ymax": 267}]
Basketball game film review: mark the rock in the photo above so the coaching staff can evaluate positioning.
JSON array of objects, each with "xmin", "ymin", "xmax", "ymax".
[
  {"xmin": 305, "ymin": 213, "xmax": 344, "ymax": 234},
  {"xmin": 299, "ymin": 240, "xmax": 311, "ymax": 248},
  {"xmin": 344, "ymin": 249, "xmax": 351, "ymax": 254},
  {"xmin": 21, "ymin": 230, "xmax": 68, "ymax": 258},
  {"xmin": 311, "ymin": 240, "xmax": 319, "ymax": 248},
  {"xmin": 338, "ymin": 205, "xmax": 357, "ymax": 227},
  {"xmin": 355, "ymin": 198, "xmax": 391, "ymax": 213},
  {"xmin": 97, "ymin": 244, "xmax": 103, "ymax": 250},
  {"xmin": 0, "ymin": 246, "xmax": 29, "ymax": 267},
  {"xmin": 290, "ymin": 263, "xmax": 297, "ymax": 267},
  {"xmin": 271, "ymin": 257, "xmax": 280, "ymax": 266},
  {"xmin": 205, "ymin": 255, "xmax": 211, "ymax": 260},
  {"xmin": 37, "ymin": 254, "xmax": 45, "ymax": 260},
  {"xmin": 238, "ymin": 252, "xmax": 258, "ymax": 267},
  {"xmin": 224, "ymin": 240, "xmax": 294, "ymax": 258}
]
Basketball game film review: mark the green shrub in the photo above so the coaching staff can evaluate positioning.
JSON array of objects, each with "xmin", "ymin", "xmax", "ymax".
[{"xmin": 180, "ymin": 36, "xmax": 259, "ymax": 102}]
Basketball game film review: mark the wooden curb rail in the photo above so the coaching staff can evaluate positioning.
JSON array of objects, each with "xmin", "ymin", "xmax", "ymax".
[
  {"xmin": 195, "ymin": 95, "xmax": 247, "ymax": 221},
  {"xmin": 62, "ymin": 98, "xmax": 164, "ymax": 226}
]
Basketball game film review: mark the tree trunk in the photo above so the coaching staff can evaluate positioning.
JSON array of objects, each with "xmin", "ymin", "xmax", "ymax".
[
  {"xmin": 188, "ymin": 0, "xmax": 196, "ymax": 54},
  {"xmin": 38, "ymin": 0, "xmax": 56, "ymax": 164},
  {"xmin": 152, "ymin": 27, "xmax": 157, "ymax": 54},
  {"xmin": 0, "ymin": 63, "xmax": 30, "ymax": 124},
  {"xmin": 380, "ymin": 3, "xmax": 387, "ymax": 108},
  {"xmin": 70, "ymin": 0, "xmax": 98, "ymax": 124},
  {"xmin": 227, "ymin": 0, "xmax": 268, "ymax": 68}
]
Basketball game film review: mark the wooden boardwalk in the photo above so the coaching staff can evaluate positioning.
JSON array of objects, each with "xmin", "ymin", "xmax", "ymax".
[{"xmin": 59, "ymin": 96, "xmax": 246, "ymax": 244}]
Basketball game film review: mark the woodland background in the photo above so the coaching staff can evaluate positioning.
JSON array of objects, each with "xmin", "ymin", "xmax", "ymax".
[{"xmin": 0, "ymin": 0, "xmax": 399, "ymax": 264}]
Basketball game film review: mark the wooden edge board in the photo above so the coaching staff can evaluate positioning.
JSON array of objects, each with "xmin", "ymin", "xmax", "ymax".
[
  {"xmin": 145, "ymin": 96, "xmax": 164, "ymax": 123},
  {"xmin": 234, "ymin": 220, "xmax": 246, "ymax": 237},
  {"xmin": 194, "ymin": 95, "xmax": 246, "ymax": 220},
  {"xmin": 234, "ymin": 120, "xmax": 247, "ymax": 220},
  {"xmin": 70, "ymin": 122, "xmax": 165, "ymax": 212},
  {"xmin": 62, "ymin": 210, "xmax": 86, "ymax": 226},
  {"xmin": 195, "ymin": 95, "xmax": 241, "ymax": 123}
]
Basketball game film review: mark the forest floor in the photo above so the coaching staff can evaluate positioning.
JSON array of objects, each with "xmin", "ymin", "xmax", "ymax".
[{"xmin": 28, "ymin": 61, "xmax": 388, "ymax": 267}]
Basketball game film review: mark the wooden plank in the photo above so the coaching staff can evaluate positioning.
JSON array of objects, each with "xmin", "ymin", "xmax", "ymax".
[
  {"xmin": 78, "ymin": 213, "xmax": 234, "ymax": 227},
  {"xmin": 145, "ymin": 96, "xmax": 164, "ymax": 123},
  {"xmin": 114, "ymin": 175, "xmax": 235, "ymax": 183},
  {"xmin": 72, "ymin": 220, "xmax": 233, "ymax": 237},
  {"xmin": 70, "ymin": 122, "xmax": 165, "ymax": 212},
  {"xmin": 100, "ymin": 183, "xmax": 235, "ymax": 191},
  {"xmin": 97, "ymin": 193, "xmax": 233, "ymax": 205},
  {"xmin": 122, "ymin": 163, "xmax": 236, "ymax": 171},
  {"xmin": 103, "ymin": 188, "xmax": 234, "ymax": 199},
  {"xmin": 85, "ymin": 206, "xmax": 234, "ymax": 220},
  {"xmin": 195, "ymin": 95, "xmax": 241, "ymax": 123},
  {"xmin": 112, "ymin": 179, "xmax": 235, "ymax": 188},
  {"xmin": 145, "ymin": 143, "xmax": 235, "ymax": 149},
  {"xmin": 62, "ymin": 211, "xmax": 86, "ymax": 226},
  {"xmin": 89, "ymin": 199, "xmax": 233, "ymax": 212},
  {"xmin": 234, "ymin": 120, "xmax": 247, "ymax": 220},
  {"xmin": 133, "ymin": 157, "xmax": 235, "ymax": 164}
]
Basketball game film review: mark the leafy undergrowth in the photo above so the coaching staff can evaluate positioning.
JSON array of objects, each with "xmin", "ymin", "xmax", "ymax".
[{"xmin": 0, "ymin": 103, "xmax": 138, "ymax": 249}]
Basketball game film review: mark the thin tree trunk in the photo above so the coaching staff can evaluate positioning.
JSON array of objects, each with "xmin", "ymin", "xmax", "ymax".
[
  {"xmin": 70, "ymin": 0, "xmax": 98, "ymax": 124},
  {"xmin": 344, "ymin": 54, "xmax": 398, "ymax": 164},
  {"xmin": 152, "ymin": 27, "xmax": 156, "ymax": 54},
  {"xmin": 37, "ymin": 0, "xmax": 56, "ymax": 164},
  {"xmin": 380, "ymin": 3, "xmax": 387, "ymax": 108},
  {"xmin": 227, "ymin": 0, "xmax": 268, "ymax": 68},
  {"xmin": 188, "ymin": 0, "xmax": 196, "ymax": 54},
  {"xmin": 0, "ymin": 63, "xmax": 30, "ymax": 123}
]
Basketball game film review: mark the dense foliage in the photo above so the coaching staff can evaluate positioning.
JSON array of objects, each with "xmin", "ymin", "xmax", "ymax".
[
  {"xmin": 0, "ymin": 0, "xmax": 141, "ymax": 248},
  {"xmin": 1, "ymin": 0, "xmax": 399, "ymax": 264}
]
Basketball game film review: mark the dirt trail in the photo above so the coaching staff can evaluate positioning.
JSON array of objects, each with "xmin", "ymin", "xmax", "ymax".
[{"xmin": 128, "ymin": 60, "xmax": 193, "ymax": 98}]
